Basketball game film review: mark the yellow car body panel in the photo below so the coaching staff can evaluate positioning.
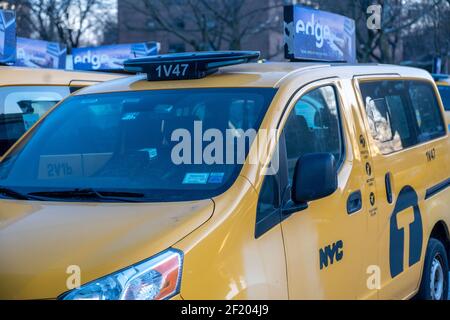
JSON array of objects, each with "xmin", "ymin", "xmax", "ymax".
[
  {"xmin": 0, "ymin": 63, "xmax": 449, "ymax": 300},
  {"xmin": 0, "ymin": 66, "xmax": 124, "ymax": 87},
  {"xmin": 0, "ymin": 199, "xmax": 214, "ymax": 299},
  {"xmin": 175, "ymin": 177, "xmax": 288, "ymax": 300}
]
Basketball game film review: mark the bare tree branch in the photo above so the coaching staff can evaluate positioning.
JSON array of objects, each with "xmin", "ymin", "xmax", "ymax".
[{"xmin": 3, "ymin": 0, "xmax": 113, "ymax": 51}]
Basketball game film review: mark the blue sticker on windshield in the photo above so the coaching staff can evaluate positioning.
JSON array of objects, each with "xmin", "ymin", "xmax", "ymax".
[
  {"xmin": 183, "ymin": 173, "xmax": 210, "ymax": 185},
  {"xmin": 140, "ymin": 148, "xmax": 158, "ymax": 160},
  {"xmin": 208, "ymin": 172, "xmax": 225, "ymax": 184},
  {"xmin": 122, "ymin": 112, "xmax": 139, "ymax": 121}
]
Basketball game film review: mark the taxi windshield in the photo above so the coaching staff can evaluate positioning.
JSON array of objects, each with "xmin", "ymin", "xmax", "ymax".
[
  {"xmin": 438, "ymin": 85, "xmax": 450, "ymax": 111},
  {"xmin": 0, "ymin": 88, "xmax": 276, "ymax": 202}
]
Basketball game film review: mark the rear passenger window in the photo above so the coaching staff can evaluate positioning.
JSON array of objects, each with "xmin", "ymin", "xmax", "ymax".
[
  {"xmin": 409, "ymin": 82, "xmax": 446, "ymax": 142},
  {"xmin": 360, "ymin": 80, "xmax": 445, "ymax": 154},
  {"xmin": 284, "ymin": 85, "xmax": 343, "ymax": 181}
]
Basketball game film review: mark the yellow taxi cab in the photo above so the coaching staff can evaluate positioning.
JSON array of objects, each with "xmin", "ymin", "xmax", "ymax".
[
  {"xmin": 0, "ymin": 66, "xmax": 124, "ymax": 155},
  {"xmin": 0, "ymin": 52, "xmax": 449, "ymax": 300},
  {"xmin": 434, "ymin": 75, "xmax": 450, "ymax": 128}
]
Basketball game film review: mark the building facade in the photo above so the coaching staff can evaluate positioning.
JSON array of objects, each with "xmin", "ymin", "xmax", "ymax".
[{"xmin": 117, "ymin": 0, "xmax": 287, "ymax": 60}]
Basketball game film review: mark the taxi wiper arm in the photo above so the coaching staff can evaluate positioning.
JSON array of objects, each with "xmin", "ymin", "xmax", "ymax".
[
  {"xmin": 28, "ymin": 188, "xmax": 146, "ymax": 203},
  {"xmin": 0, "ymin": 187, "xmax": 33, "ymax": 200}
]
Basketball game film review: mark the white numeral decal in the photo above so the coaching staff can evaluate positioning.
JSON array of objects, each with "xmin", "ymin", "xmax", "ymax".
[
  {"xmin": 180, "ymin": 64, "xmax": 189, "ymax": 76},
  {"xmin": 156, "ymin": 64, "xmax": 190, "ymax": 78}
]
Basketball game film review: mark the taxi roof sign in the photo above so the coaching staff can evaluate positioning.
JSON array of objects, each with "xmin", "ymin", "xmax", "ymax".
[
  {"xmin": 123, "ymin": 51, "xmax": 260, "ymax": 81},
  {"xmin": 0, "ymin": 9, "xmax": 16, "ymax": 64},
  {"xmin": 15, "ymin": 37, "xmax": 67, "ymax": 69},
  {"xmin": 284, "ymin": 5, "xmax": 356, "ymax": 63},
  {"xmin": 72, "ymin": 42, "xmax": 160, "ymax": 71}
]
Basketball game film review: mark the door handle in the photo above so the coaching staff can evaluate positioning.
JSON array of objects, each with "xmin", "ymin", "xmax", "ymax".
[
  {"xmin": 385, "ymin": 172, "xmax": 393, "ymax": 204},
  {"xmin": 347, "ymin": 190, "xmax": 362, "ymax": 214}
]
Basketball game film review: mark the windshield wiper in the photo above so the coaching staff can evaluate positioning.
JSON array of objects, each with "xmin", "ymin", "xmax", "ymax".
[
  {"xmin": 28, "ymin": 188, "xmax": 146, "ymax": 203},
  {"xmin": 0, "ymin": 187, "xmax": 35, "ymax": 200}
]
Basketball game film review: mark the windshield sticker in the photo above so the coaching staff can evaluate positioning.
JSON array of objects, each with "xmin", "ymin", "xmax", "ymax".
[
  {"xmin": 183, "ymin": 173, "xmax": 210, "ymax": 185},
  {"xmin": 208, "ymin": 172, "xmax": 225, "ymax": 184},
  {"xmin": 140, "ymin": 148, "xmax": 158, "ymax": 160},
  {"xmin": 122, "ymin": 112, "xmax": 140, "ymax": 121},
  {"xmin": 38, "ymin": 154, "xmax": 83, "ymax": 180}
]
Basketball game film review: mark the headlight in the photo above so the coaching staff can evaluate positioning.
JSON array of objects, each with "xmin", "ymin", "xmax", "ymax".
[{"xmin": 60, "ymin": 249, "xmax": 183, "ymax": 300}]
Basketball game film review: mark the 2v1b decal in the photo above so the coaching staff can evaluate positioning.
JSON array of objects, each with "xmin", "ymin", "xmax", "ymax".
[{"xmin": 389, "ymin": 186, "xmax": 423, "ymax": 278}]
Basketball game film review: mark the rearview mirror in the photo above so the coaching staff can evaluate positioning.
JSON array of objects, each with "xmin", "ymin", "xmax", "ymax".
[{"xmin": 292, "ymin": 153, "xmax": 338, "ymax": 204}]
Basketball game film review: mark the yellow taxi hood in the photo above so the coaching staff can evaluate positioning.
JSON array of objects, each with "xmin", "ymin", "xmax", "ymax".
[{"xmin": 0, "ymin": 199, "xmax": 214, "ymax": 299}]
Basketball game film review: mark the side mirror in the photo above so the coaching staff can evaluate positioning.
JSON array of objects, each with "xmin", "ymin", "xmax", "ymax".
[{"xmin": 292, "ymin": 153, "xmax": 338, "ymax": 204}]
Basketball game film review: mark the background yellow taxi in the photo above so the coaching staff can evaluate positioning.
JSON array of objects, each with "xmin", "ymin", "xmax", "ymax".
[
  {"xmin": 0, "ymin": 66, "xmax": 125, "ymax": 155},
  {"xmin": 438, "ymin": 84, "xmax": 450, "ymax": 125}
]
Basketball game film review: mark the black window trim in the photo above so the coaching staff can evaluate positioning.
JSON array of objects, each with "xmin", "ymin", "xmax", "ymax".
[{"xmin": 254, "ymin": 135, "xmax": 287, "ymax": 239}]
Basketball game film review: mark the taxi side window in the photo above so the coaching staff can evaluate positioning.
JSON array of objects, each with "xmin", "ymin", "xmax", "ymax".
[
  {"xmin": 409, "ymin": 82, "xmax": 446, "ymax": 142},
  {"xmin": 360, "ymin": 80, "xmax": 446, "ymax": 154},
  {"xmin": 284, "ymin": 85, "xmax": 344, "ymax": 182}
]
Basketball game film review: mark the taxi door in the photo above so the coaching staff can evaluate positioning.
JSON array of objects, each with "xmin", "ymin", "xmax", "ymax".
[
  {"xmin": 278, "ymin": 79, "xmax": 370, "ymax": 299},
  {"xmin": 354, "ymin": 76, "xmax": 448, "ymax": 299}
]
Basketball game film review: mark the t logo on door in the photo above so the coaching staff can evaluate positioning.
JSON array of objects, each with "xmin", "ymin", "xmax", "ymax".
[{"xmin": 389, "ymin": 186, "xmax": 423, "ymax": 278}]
